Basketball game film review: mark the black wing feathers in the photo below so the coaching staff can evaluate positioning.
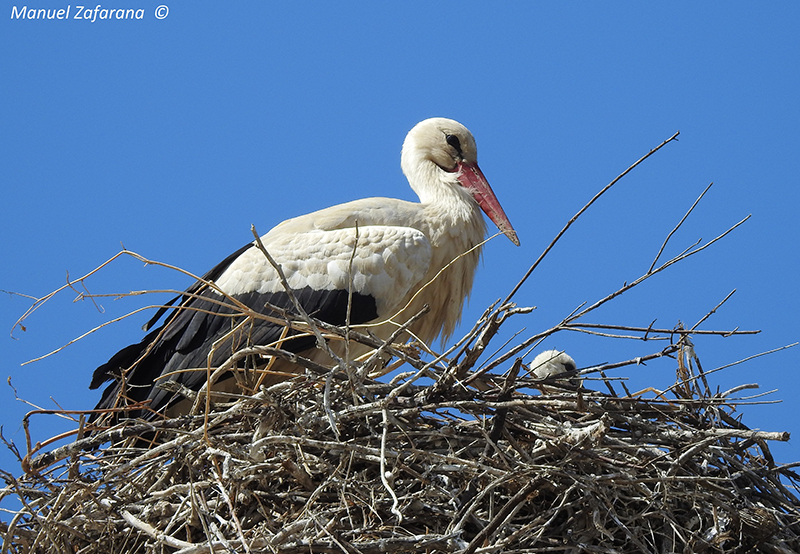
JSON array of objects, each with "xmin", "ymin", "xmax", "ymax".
[
  {"xmin": 142, "ymin": 241, "xmax": 254, "ymax": 332},
  {"xmin": 90, "ymin": 242, "xmax": 379, "ymax": 419}
]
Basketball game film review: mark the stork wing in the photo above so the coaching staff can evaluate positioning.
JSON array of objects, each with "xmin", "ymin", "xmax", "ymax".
[{"xmin": 90, "ymin": 225, "xmax": 431, "ymax": 419}]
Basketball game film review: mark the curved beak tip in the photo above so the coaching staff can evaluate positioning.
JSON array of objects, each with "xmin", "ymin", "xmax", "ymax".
[
  {"xmin": 505, "ymin": 229, "xmax": 521, "ymax": 246},
  {"xmin": 457, "ymin": 161, "xmax": 520, "ymax": 247}
]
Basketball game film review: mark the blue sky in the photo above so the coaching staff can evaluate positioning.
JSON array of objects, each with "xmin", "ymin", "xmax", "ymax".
[{"xmin": 1, "ymin": 3, "xmax": 798, "ymax": 488}]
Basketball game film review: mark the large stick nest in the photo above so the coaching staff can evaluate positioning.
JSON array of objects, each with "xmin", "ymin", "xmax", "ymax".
[
  {"xmin": 3, "ymin": 133, "xmax": 799, "ymax": 552},
  {"xmin": 2, "ymin": 307, "xmax": 799, "ymax": 553}
]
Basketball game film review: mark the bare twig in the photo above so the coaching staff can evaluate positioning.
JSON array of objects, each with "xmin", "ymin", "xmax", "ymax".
[
  {"xmin": 504, "ymin": 131, "xmax": 680, "ymax": 304},
  {"xmin": 649, "ymin": 182, "xmax": 714, "ymax": 273}
]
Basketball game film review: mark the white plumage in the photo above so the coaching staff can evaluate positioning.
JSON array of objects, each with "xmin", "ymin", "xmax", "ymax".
[
  {"xmin": 214, "ymin": 224, "xmax": 431, "ymax": 317},
  {"xmin": 530, "ymin": 350, "xmax": 578, "ymax": 380},
  {"xmin": 90, "ymin": 117, "xmax": 519, "ymax": 420}
]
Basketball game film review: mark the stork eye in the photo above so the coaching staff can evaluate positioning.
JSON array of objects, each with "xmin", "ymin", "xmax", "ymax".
[{"xmin": 445, "ymin": 134, "xmax": 463, "ymax": 156}]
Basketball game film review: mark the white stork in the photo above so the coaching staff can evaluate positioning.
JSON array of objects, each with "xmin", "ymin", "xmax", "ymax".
[
  {"xmin": 530, "ymin": 350, "xmax": 580, "ymax": 389},
  {"xmin": 530, "ymin": 350, "xmax": 577, "ymax": 379},
  {"xmin": 90, "ymin": 117, "xmax": 519, "ymax": 420}
]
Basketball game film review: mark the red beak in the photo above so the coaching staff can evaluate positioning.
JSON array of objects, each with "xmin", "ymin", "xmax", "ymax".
[{"xmin": 457, "ymin": 161, "xmax": 520, "ymax": 246}]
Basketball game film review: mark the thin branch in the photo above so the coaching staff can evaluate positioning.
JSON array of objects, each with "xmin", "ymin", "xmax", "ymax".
[
  {"xmin": 562, "ymin": 321, "xmax": 758, "ymax": 337},
  {"xmin": 504, "ymin": 131, "xmax": 680, "ymax": 304},
  {"xmin": 566, "ymin": 214, "xmax": 750, "ymax": 324},
  {"xmin": 251, "ymin": 225, "xmax": 341, "ymax": 366},
  {"xmin": 691, "ymin": 289, "xmax": 737, "ymax": 331},
  {"xmin": 649, "ymin": 182, "xmax": 714, "ymax": 273},
  {"xmin": 658, "ymin": 343, "xmax": 798, "ymax": 396}
]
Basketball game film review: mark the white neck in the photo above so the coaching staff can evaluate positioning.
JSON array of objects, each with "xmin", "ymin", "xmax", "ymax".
[{"xmin": 403, "ymin": 154, "xmax": 482, "ymax": 240}]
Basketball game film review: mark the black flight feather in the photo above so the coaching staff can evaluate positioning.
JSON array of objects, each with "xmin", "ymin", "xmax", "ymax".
[{"xmin": 90, "ymin": 243, "xmax": 378, "ymax": 421}]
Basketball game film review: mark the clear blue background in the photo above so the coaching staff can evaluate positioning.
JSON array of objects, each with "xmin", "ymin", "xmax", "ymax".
[{"xmin": 1, "ymin": 2, "xmax": 798, "ymax": 499}]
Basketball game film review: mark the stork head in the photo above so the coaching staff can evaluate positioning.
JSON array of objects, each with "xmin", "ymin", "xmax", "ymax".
[
  {"xmin": 531, "ymin": 349, "xmax": 577, "ymax": 379},
  {"xmin": 401, "ymin": 117, "xmax": 520, "ymax": 246}
]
